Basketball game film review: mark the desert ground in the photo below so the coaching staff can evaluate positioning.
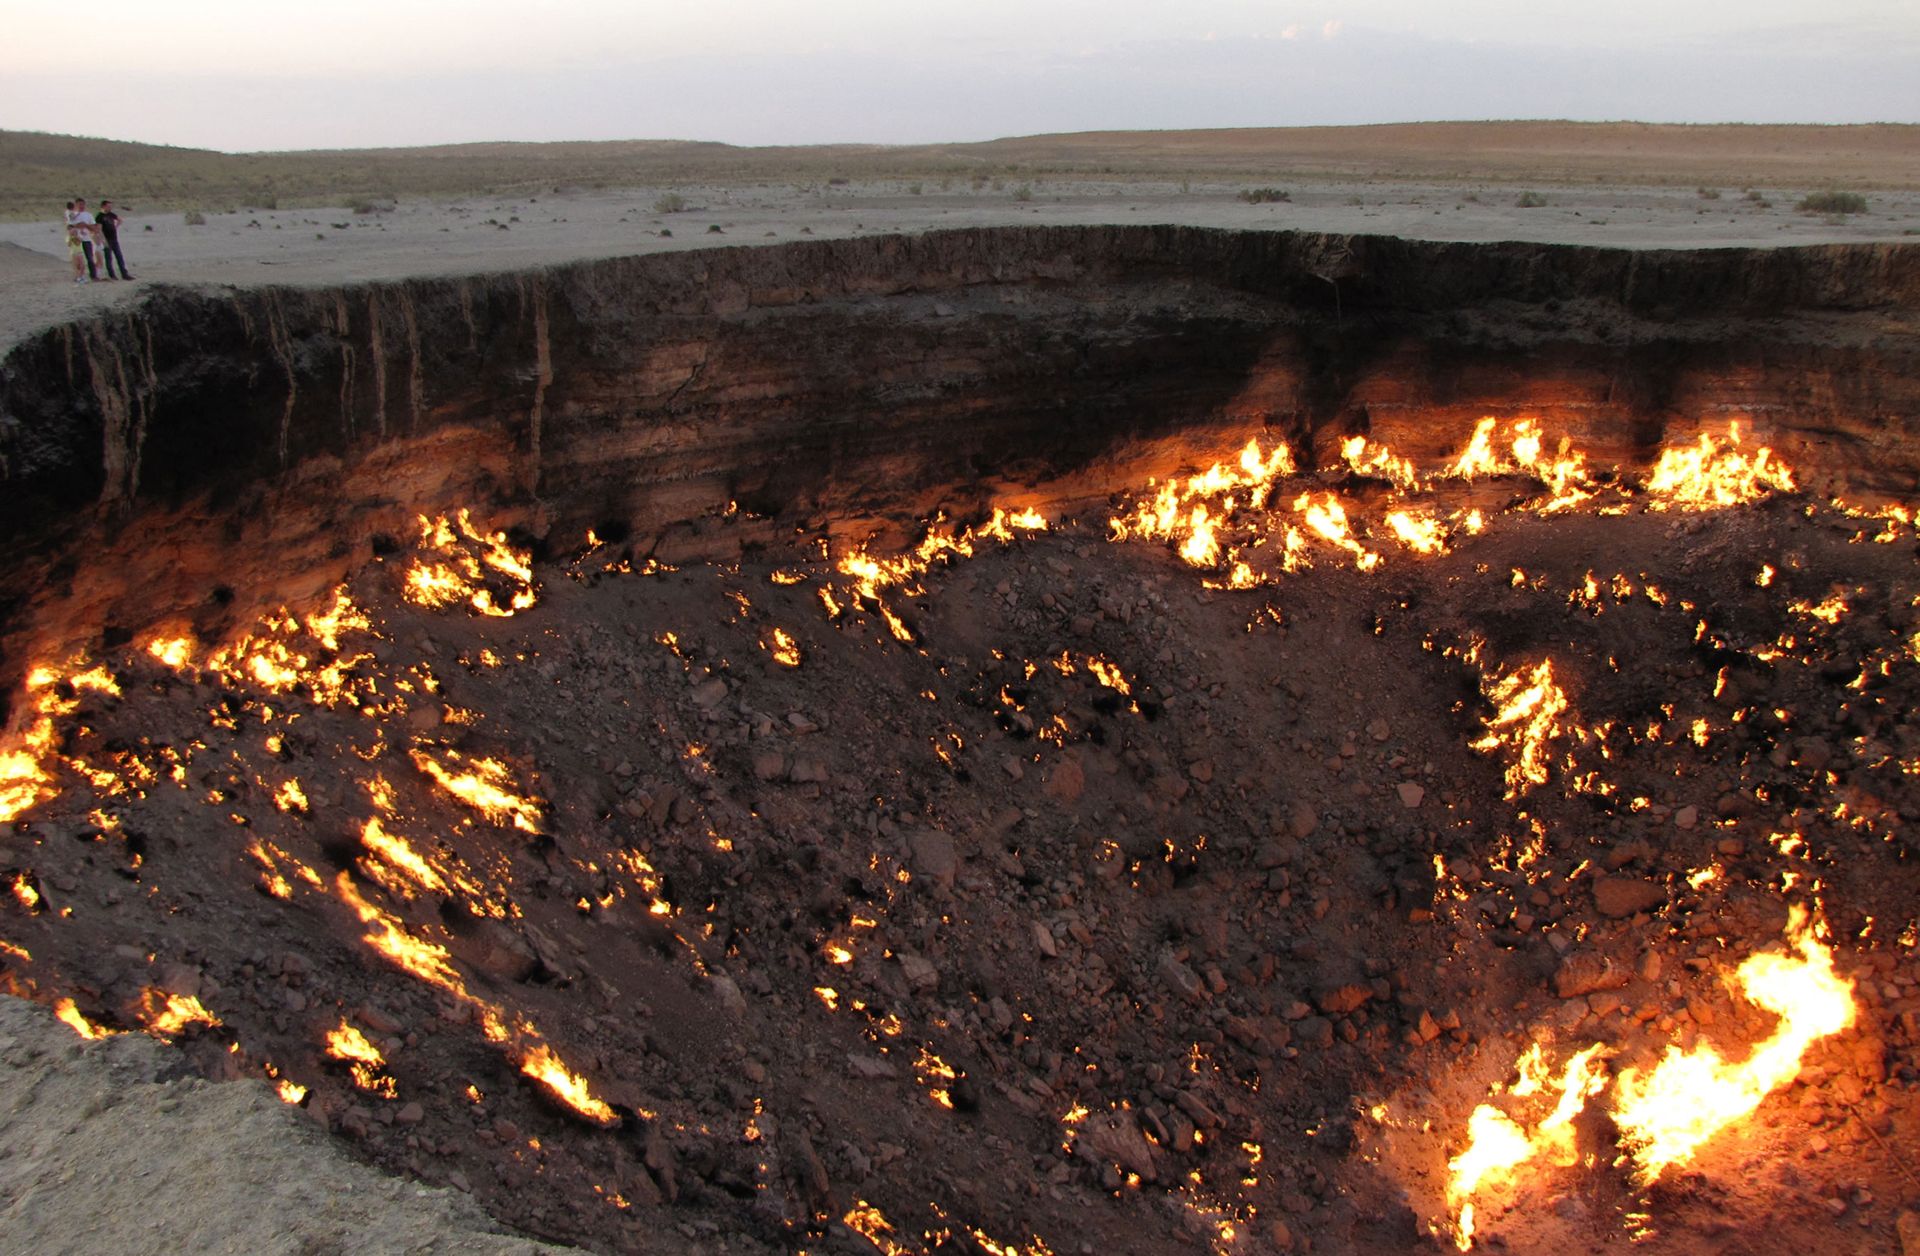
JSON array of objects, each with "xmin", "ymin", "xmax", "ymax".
[{"xmin": 4, "ymin": 121, "xmax": 1920, "ymax": 352}]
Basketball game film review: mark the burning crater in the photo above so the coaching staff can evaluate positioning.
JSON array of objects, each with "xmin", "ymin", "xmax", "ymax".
[{"xmin": 2, "ymin": 227, "xmax": 1919, "ymax": 1253}]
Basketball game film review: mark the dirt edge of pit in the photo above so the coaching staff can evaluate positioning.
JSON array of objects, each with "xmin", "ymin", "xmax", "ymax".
[{"xmin": 0, "ymin": 994, "xmax": 577, "ymax": 1254}]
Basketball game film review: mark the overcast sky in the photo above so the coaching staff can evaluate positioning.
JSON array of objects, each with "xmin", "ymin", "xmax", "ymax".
[{"xmin": 5, "ymin": 0, "xmax": 1918, "ymax": 151}]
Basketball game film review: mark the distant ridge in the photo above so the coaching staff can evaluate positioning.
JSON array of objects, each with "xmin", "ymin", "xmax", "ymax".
[{"xmin": 5, "ymin": 122, "xmax": 1916, "ymax": 219}]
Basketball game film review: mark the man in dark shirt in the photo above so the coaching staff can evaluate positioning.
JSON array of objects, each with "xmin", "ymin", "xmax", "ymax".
[{"xmin": 96, "ymin": 201, "xmax": 134, "ymax": 280}]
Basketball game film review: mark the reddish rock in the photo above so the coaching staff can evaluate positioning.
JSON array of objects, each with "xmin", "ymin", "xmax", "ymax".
[{"xmin": 1593, "ymin": 877, "xmax": 1666, "ymax": 918}]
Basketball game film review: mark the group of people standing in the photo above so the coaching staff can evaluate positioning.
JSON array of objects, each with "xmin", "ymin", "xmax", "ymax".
[{"xmin": 64, "ymin": 198, "xmax": 133, "ymax": 283}]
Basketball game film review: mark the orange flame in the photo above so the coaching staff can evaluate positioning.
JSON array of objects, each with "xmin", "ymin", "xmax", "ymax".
[
  {"xmin": 1448, "ymin": 418, "xmax": 1595, "ymax": 511},
  {"xmin": 1469, "ymin": 659, "xmax": 1569, "ymax": 797},
  {"xmin": 1444, "ymin": 908, "xmax": 1857, "ymax": 1246},
  {"xmin": 139, "ymin": 989, "xmax": 219, "ymax": 1039},
  {"xmin": 520, "ymin": 1043, "xmax": 618, "ymax": 1126},
  {"xmin": 1341, "ymin": 434, "xmax": 1419, "ymax": 489},
  {"xmin": 1109, "ymin": 438, "xmax": 1294, "ymax": 568},
  {"xmin": 405, "ymin": 510, "xmax": 539, "ymax": 616},
  {"xmin": 411, "ymin": 749, "xmax": 543, "ymax": 833},
  {"xmin": 1643, "ymin": 424, "xmax": 1794, "ymax": 510},
  {"xmin": 325, "ymin": 1023, "xmax": 379, "ymax": 1062},
  {"xmin": 360, "ymin": 816, "xmax": 450, "ymax": 896},
  {"xmin": 0, "ymin": 663, "xmax": 122, "ymax": 823},
  {"xmin": 1447, "ymin": 1043, "xmax": 1608, "ymax": 1248},
  {"xmin": 53, "ymin": 997, "xmax": 113, "ymax": 1040},
  {"xmin": 1610, "ymin": 905, "xmax": 1855, "ymax": 1184}
]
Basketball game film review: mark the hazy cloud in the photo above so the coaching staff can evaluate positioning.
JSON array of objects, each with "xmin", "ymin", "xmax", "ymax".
[{"xmin": 1, "ymin": 7, "xmax": 1915, "ymax": 150}]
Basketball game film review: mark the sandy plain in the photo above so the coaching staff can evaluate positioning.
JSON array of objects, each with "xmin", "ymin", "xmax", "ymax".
[{"xmin": 4, "ymin": 172, "xmax": 1920, "ymax": 353}]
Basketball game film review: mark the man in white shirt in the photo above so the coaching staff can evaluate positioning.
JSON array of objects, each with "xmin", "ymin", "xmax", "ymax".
[{"xmin": 71, "ymin": 197, "xmax": 99, "ymax": 281}]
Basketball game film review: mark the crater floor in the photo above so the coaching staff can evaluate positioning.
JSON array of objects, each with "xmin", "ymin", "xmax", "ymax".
[{"xmin": 3, "ymin": 435, "xmax": 1918, "ymax": 1254}]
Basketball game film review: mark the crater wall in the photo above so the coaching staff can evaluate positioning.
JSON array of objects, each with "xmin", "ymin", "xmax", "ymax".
[{"xmin": 3, "ymin": 225, "xmax": 1919, "ymax": 711}]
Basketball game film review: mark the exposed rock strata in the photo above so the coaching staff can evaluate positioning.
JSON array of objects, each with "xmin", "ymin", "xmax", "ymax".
[{"xmin": 2, "ymin": 226, "xmax": 1917, "ymax": 709}]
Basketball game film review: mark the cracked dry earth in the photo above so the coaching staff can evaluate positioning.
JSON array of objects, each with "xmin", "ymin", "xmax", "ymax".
[{"xmin": 3, "ymin": 463, "xmax": 1920, "ymax": 1256}]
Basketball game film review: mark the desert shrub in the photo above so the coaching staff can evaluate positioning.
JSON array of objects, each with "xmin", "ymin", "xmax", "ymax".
[
  {"xmin": 1515, "ymin": 191, "xmax": 1548, "ymax": 209},
  {"xmin": 1797, "ymin": 190, "xmax": 1868, "ymax": 215},
  {"xmin": 653, "ymin": 192, "xmax": 686, "ymax": 214},
  {"xmin": 1744, "ymin": 188, "xmax": 1765, "ymax": 202},
  {"xmin": 182, "ymin": 209, "xmax": 207, "ymax": 225},
  {"xmin": 1011, "ymin": 183, "xmax": 1034, "ymax": 202},
  {"xmin": 1697, "ymin": 187, "xmax": 1721, "ymax": 200},
  {"xmin": 908, "ymin": 182, "xmax": 923, "ymax": 195},
  {"xmin": 827, "ymin": 176, "xmax": 850, "ymax": 186},
  {"xmin": 1238, "ymin": 187, "xmax": 1291, "ymax": 204}
]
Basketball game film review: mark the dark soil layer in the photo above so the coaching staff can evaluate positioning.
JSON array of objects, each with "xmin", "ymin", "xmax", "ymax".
[{"xmin": 2, "ymin": 474, "xmax": 1917, "ymax": 1254}]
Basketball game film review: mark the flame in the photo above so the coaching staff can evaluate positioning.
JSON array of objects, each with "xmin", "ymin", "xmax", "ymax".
[
  {"xmin": 1470, "ymin": 659, "xmax": 1569, "ymax": 796},
  {"xmin": 1086, "ymin": 656, "xmax": 1133, "ymax": 696},
  {"xmin": 274, "ymin": 779, "xmax": 309, "ymax": 813},
  {"xmin": 326, "ymin": 1029, "xmax": 382, "ymax": 1067},
  {"xmin": 1443, "ymin": 909, "xmax": 1858, "ymax": 1245},
  {"xmin": 1342, "ymin": 434, "xmax": 1419, "ymax": 489},
  {"xmin": 360, "ymin": 816, "xmax": 450, "ymax": 896},
  {"xmin": 1447, "ymin": 418, "xmax": 1595, "ymax": 510},
  {"xmin": 836, "ymin": 505, "xmax": 1047, "ymax": 637},
  {"xmin": 1109, "ymin": 438, "xmax": 1294, "ymax": 568},
  {"xmin": 53, "ymin": 997, "xmax": 113, "ymax": 1040},
  {"xmin": 768, "ymin": 628, "xmax": 802, "ymax": 668},
  {"xmin": 0, "ymin": 662, "xmax": 123, "ymax": 823},
  {"xmin": 147, "ymin": 637, "xmax": 194, "ymax": 669},
  {"xmin": 844, "ymin": 1202, "xmax": 914, "ymax": 1256},
  {"xmin": 1643, "ymin": 424, "xmax": 1794, "ymax": 510},
  {"xmin": 411, "ymin": 748, "xmax": 543, "ymax": 833},
  {"xmin": 326, "ymin": 1020, "xmax": 396, "ymax": 1093},
  {"xmin": 915, "ymin": 1045, "xmax": 960, "ymax": 1108},
  {"xmin": 519, "ymin": 1043, "xmax": 618, "ymax": 1126},
  {"xmin": 1385, "ymin": 508, "xmax": 1448, "ymax": 554},
  {"xmin": 1788, "ymin": 595, "xmax": 1847, "ymax": 624},
  {"xmin": 336, "ymin": 873, "xmax": 463, "ymax": 990},
  {"xmin": 140, "ymin": 989, "xmax": 219, "ymax": 1038},
  {"xmin": 1611, "ymin": 905, "xmax": 1855, "ymax": 1184},
  {"xmin": 277, "ymin": 1079, "xmax": 309, "ymax": 1104},
  {"xmin": 1447, "ymin": 1044, "xmax": 1608, "ymax": 1249},
  {"xmin": 1294, "ymin": 493, "xmax": 1379, "ymax": 570},
  {"xmin": 404, "ymin": 510, "xmax": 539, "ymax": 617}
]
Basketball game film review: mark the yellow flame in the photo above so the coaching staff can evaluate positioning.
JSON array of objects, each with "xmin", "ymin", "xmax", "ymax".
[
  {"xmin": 274, "ymin": 779, "xmax": 309, "ymax": 813},
  {"xmin": 404, "ymin": 510, "xmax": 539, "ymax": 616},
  {"xmin": 1643, "ymin": 425, "xmax": 1794, "ymax": 510},
  {"xmin": 147, "ymin": 637, "xmax": 194, "ymax": 669},
  {"xmin": 1385, "ymin": 508, "xmax": 1448, "ymax": 554},
  {"xmin": 1109, "ymin": 438, "xmax": 1295, "ymax": 568},
  {"xmin": 360, "ymin": 816, "xmax": 451, "ymax": 896},
  {"xmin": 326, "ymin": 1022, "xmax": 384, "ymax": 1066},
  {"xmin": 843, "ymin": 1202, "xmax": 914, "ymax": 1256},
  {"xmin": 140, "ymin": 989, "xmax": 219, "ymax": 1038},
  {"xmin": 1342, "ymin": 434, "xmax": 1420, "ymax": 489},
  {"xmin": 1447, "ymin": 1044, "xmax": 1607, "ymax": 1249},
  {"xmin": 53, "ymin": 998, "xmax": 113, "ymax": 1040},
  {"xmin": 1611, "ymin": 906, "xmax": 1855, "ymax": 1184},
  {"xmin": 1470, "ymin": 659, "xmax": 1569, "ymax": 796},
  {"xmin": 520, "ymin": 1043, "xmax": 618, "ymax": 1126},
  {"xmin": 1447, "ymin": 417, "xmax": 1595, "ymax": 511},
  {"xmin": 411, "ymin": 749, "xmax": 543, "ymax": 833}
]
